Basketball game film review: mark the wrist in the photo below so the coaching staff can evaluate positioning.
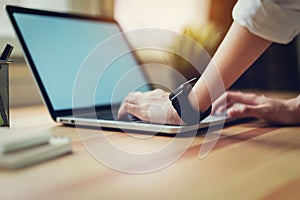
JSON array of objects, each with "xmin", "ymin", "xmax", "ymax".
[
  {"xmin": 188, "ymin": 87, "xmax": 212, "ymax": 113},
  {"xmin": 188, "ymin": 89, "xmax": 200, "ymax": 112},
  {"xmin": 290, "ymin": 95, "xmax": 300, "ymax": 124},
  {"xmin": 169, "ymin": 78, "xmax": 211, "ymax": 125}
]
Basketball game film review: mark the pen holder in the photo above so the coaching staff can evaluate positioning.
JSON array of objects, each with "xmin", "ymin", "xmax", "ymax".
[{"xmin": 0, "ymin": 60, "xmax": 10, "ymax": 127}]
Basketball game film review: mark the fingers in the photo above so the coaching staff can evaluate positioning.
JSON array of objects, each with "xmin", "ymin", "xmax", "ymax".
[
  {"xmin": 212, "ymin": 92, "xmax": 233, "ymax": 115},
  {"xmin": 117, "ymin": 89, "xmax": 164, "ymax": 120},
  {"xmin": 118, "ymin": 102, "xmax": 149, "ymax": 121},
  {"xmin": 117, "ymin": 102, "xmax": 128, "ymax": 119},
  {"xmin": 118, "ymin": 100, "xmax": 140, "ymax": 120},
  {"xmin": 226, "ymin": 96, "xmax": 300, "ymax": 125},
  {"xmin": 212, "ymin": 91, "xmax": 243, "ymax": 115},
  {"xmin": 225, "ymin": 91, "xmax": 260, "ymax": 105},
  {"xmin": 117, "ymin": 89, "xmax": 181, "ymax": 124},
  {"xmin": 212, "ymin": 91, "xmax": 266, "ymax": 115},
  {"xmin": 227, "ymin": 104, "xmax": 266, "ymax": 119},
  {"xmin": 118, "ymin": 91, "xmax": 143, "ymax": 117},
  {"xmin": 125, "ymin": 92, "xmax": 142, "ymax": 104}
]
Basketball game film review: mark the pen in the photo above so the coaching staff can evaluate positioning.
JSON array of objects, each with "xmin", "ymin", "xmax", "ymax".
[
  {"xmin": 0, "ymin": 44, "xmax": 13, "ymax": 126},
  {"xmin": 0, "ymin": 44, "xmax": 14, "ymax": 70},
  {"xmin": 0, "ymin": 95, "xmax": 8, "ymax": 126}
]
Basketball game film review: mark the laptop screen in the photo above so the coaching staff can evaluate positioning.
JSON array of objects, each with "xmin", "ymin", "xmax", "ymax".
[{"xmin": 12, "ymin": 12, "xmax": 150, "ymax": 110}]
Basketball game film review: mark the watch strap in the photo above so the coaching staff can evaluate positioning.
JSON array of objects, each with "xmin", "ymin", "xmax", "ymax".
[{"xmin": 170, "ymin": 80, "xmax": 211, "ymax": 125}]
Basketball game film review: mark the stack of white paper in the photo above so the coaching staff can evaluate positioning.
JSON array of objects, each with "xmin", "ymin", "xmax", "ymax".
[{"xmin": 0, "ymin": 131, "xmax": 72, "ymax": 169}]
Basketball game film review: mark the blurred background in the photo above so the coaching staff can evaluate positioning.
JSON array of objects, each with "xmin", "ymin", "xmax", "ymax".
[{"xmin": 0, "ymin": 0, "xmax": 299, "ymax": 107}]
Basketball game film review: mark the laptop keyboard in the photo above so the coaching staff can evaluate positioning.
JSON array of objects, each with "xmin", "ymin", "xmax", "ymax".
[
  {"xmin": 79, "ymin": 109, "xmax": 141, "ymax": 122},
  {"xmin": 96, "ymin": 109, "xmax": 115, "ymax": 120},
  {"xmin": 78, "ymin": 109, "xmax": 115, "ymax": 120}
]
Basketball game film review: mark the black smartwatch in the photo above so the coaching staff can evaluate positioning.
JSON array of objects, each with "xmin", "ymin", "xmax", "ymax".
[{"xmin": 169, "ymin": 78, "xmax": 211, "ymax": 125}]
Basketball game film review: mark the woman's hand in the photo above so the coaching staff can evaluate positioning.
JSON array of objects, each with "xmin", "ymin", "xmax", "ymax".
[
  {"xmin": 212, "ymin": 91, "xmax": 300, "ymax": 125},
  {"xmin": 118, "ymin": 89, "xmax": 182, "ymax": 125}
]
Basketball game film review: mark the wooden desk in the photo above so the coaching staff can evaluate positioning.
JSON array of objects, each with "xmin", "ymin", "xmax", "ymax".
[{"xmin": 1, "ymin": 103, "xmax": 300, "ymax": 200}]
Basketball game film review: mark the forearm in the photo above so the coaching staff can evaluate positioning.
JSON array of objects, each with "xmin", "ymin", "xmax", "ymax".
[{"xmin": 190, "ymin": 21, "xmax": 272, "ymax": 111}]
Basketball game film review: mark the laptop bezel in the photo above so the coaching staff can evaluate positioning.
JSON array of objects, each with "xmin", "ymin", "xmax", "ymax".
[{"xmin": 6, "ymin": 5, "xmax": 154, "ymax": 121}]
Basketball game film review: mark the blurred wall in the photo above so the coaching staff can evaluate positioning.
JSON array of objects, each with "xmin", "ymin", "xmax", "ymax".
[
  {"xmin": 209, "ymin": 0, "xmax": 300, "ymax": 92},
  {"xmin": 4, "ymin": 0, "xmax": 113, "ymax": 107},
  {"xmin": 4, "ymin": 0, "xmax": 300, "ymax": 108}
]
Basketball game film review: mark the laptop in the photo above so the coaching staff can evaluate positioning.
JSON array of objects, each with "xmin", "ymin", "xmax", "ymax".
[{"xmin": 6, "ymin": 5, "xmax": 230, "ymax": 134}]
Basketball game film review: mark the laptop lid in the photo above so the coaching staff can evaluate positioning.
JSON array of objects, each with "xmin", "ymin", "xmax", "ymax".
[{"xmin": 6, "ymin": 5, "xmax": 152, "ymax": 121}]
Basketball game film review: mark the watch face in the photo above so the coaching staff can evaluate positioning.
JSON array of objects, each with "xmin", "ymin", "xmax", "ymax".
[
  {"xmin": 169, "ymin": 77, "xmax": 198, "ymax": 101},
  {"xmin": 169, "ymin": 85, "xmax": 184, "ymax": 100}
]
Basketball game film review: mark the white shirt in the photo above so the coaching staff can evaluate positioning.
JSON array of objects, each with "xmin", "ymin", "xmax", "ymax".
[{"xmin": 232, "ymin": 0, "xmax": 300, "ymax": 44}]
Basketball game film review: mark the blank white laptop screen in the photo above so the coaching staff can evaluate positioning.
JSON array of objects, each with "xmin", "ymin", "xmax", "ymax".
[{"xmin": 13, "ymin": 13, "xmax": 150, "ymax": 110}]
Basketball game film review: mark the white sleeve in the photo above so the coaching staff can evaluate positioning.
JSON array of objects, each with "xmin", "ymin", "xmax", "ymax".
[{"xmin": 232, "ymin": 0, "xmax": 300, "ymax": 44}]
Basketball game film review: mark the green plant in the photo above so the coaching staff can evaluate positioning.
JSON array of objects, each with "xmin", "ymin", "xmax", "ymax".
[{"xmin": 169, "ymin": 23, "xmax": 223, "ymax": 80}]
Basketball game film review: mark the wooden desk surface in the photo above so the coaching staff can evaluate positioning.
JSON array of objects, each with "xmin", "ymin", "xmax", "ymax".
[{"xmin": 1, "ymin": 102, "xmax": 300, "ymax": 200}]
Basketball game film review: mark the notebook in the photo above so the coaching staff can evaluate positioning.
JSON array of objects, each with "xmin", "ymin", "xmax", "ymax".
[
  {"xmin": 6, "ymin": 5, "xmax": 230, "ymax": 134},
  {"xmin": 0, "ymin": 131, "xmax": 72, "ymax": 169}
]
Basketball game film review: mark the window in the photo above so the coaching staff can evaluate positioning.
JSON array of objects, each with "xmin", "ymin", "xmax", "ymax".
[
  {"xmin": 114, "ymin": 0, "xmax": 211, "ymax": 58},
  {"xmin": 0, "ymin": 0, "xmax": 69, "ymax": 37},
  {"xmin": 0, "ymin": 0, "xmax": 106, "ymax": 57},
  {"xmin": 1, "ymin": 0, "xmax": 110, "ymax": 107},
  {"xmin": 115, "ymin": 0, "xmax": 210, "ymax": 32}
]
